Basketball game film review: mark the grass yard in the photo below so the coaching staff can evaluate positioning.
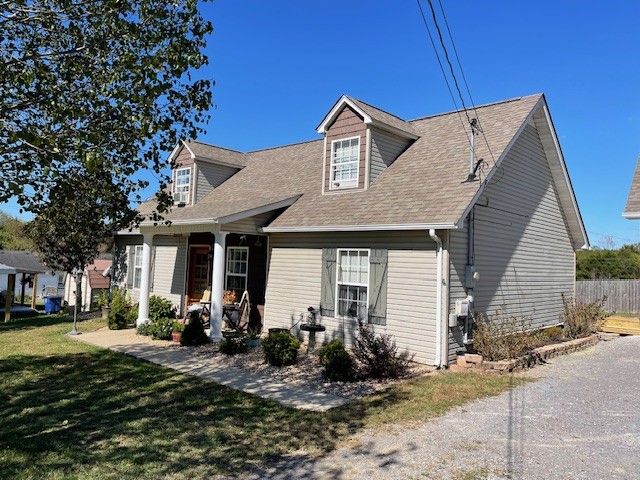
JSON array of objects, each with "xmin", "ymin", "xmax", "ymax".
[{"xmin": 0, "ymin": 315, "xmax": 531, "ymax": 479}]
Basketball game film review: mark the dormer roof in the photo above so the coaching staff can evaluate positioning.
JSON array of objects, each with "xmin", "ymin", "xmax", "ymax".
[
  {"xmin": 317, "ymin": 95, "xmax": 419, "ymax": 140},
  {"xmin": 169, "ymin": 140, "xmax": 249, "ymax": 169}
]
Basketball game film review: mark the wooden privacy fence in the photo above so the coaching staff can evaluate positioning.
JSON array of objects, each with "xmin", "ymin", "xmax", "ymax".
[{"xmin": 576, "ymin": 279, "xmax": 640, "ymax": 313}]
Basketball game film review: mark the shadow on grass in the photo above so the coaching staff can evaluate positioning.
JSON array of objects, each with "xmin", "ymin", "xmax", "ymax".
[
  {"xmin": 0, "ymin": 314, "xmax": 76, "ymax": 332},
  {"xmin": 0, "ymin": 350, "xmax": 407, "ymax": 479}
]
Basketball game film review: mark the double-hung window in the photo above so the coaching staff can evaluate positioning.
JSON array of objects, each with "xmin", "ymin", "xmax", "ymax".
[
  {"xmin": 225, "ymin": 247, "xmax": 248, "ymax": 295},
  {"xmin": 330, "ymin": 137, "xmax": 359, "ymax": 189},
  {"xmin": 133, "ymin": 245, "xmax": 143, "ymax": 289},
  {"xmin": 174, "ymin": 167, "xmax": 191, "ymax": 204},
  {"xmin": 336, "ymin": 249, "xmax": 369, "ymax": 319}
]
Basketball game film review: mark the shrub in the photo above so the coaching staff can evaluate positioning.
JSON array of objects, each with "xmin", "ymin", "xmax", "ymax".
[
  {"xmin": 262, "ymin": 331, "xmax": 300, "ymax": 367},
  {"xmin": 148, "ymin": 295, "xmax": 176, "ymax": 322},
  {"xmin": 147, "ymin": 317, "xmax": 175, "ymax": 340},
  {"xmin": 180, "ymin": 311, "xmax": 209, "ymax": 346},
  {"xmin": 219, "ymin": 336, "xmax": 249, "ymax": 355},
  {"xmin": 472, "ymin": 308, "xmax": 542, "ymax": 361},
  {"xmin": 352, "ymin": 320, "xmax": 411, "ymax": 380},
  {"xmin": 108, "ymin": 288, "xmax": 135, "ymax": 330},
  {"xmin": 539, "ymin": 325, "xmax": 565, "ymax": 341},
  {"xmin": 319, "ymin": 339, "xmax": 356, "ymax": 382},
  {"xmin": 561, "ymin": 294, "xmax": 606, "ymax": 339}
]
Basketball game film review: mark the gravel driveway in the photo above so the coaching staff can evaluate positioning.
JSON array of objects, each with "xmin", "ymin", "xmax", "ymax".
[{"xmin": 250, "ymin": 335, "xmax": 640, "ymax": 480}]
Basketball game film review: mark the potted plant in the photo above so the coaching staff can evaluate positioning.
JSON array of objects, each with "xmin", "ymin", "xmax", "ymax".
[
  {"xmin": 172, "ymin": 320, "xmax": 185, "ymax": 343},
  {"xmin": 245, "ymin": 326, "xmax": 262, "ymax": 348},
  {"xmin": 97, "ymin": 290, "xmax": 110, "ymax": 319}
]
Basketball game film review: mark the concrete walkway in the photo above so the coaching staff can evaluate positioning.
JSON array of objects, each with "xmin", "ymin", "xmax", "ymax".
[{"xmin": 72, "ymin": 329, "xmax": 350, "ymax": 412}]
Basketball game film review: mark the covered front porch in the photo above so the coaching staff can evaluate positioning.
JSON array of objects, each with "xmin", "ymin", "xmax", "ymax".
[{"xmin": 133, "ymin": 220, "xmax": 268, "ymax": 341}]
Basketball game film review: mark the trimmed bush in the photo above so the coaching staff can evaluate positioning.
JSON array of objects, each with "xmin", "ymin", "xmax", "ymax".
[
  {"xmin": 148, "ymin": 295, "xmax": 176, "ymax": 322},
  {"xmin": 180, "ymin": 311, "xmax": 209, "ymax": 346},
  {"xmin": 144, "ymin": 317, "xmax": 174, "ymax": 340},
  {"xmin": 353, "ymin": 320, "xmax": 411, "ymax": 380},
  {"xmin": 108, "ymin": 288, "xmax": 136, "ymax": 330},
  {"xmin": 219, "ymin": 336, "xmax": 249, "ymax": 355},
  {"xmin": 262, "ymin": 331, "xmax": 300, "ymax": 367},
  {"xmin": 319, "ymin": 339, "xmax": 356, "ymax": 382},
  {"xmin": 561, "ymin": 294, "xmax": 606, "ymax": 339}
]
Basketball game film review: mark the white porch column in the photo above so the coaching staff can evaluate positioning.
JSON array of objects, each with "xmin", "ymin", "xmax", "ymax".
[
  {"xmin": 136, "ymin": 232, "xmax": 154, "ymax": 326},
  {"xmin": 209, "ymin": 230, "xmax": 228, "ymax": 341}
]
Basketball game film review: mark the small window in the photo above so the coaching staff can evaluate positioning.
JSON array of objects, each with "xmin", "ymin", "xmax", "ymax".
[
  {"xmin": 173, "ymin": 167, "xmax": 191, "ymax": 204},
  {"xmin": 133, "ymin": 246, "xmax": 143, "ymax": 289},
  {"xmin": 225, "ymin": 247, "xmax": 248, "ymax": 295},
  {"xmin": 336, "ymin": 249, "xmax": 369, "ymax": 319},
  {"xmin": 330, "ymin": 137, "xmax": 360, "ymax": 189}
]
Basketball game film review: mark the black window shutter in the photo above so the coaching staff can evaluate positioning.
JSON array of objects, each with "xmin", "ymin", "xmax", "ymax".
[
  {"xmin": 320, "ymin": 248, "xmax": 337, "ymax": 318},
  {"xmin": 368, "ymin": 249, "xmax": 388, "ymax": 325}
]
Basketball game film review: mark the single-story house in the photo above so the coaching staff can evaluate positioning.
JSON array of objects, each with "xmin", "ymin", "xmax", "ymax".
[
  {"xmin": 63, "ymin": 258, "xmax": 112, "ymax": 311},
  {"xmin": 114, "ymin": 93, "xmax": 588, "ymax": 365},
  {"xmin": 623, "ymin": 156, "xmax": 640, "ymax": 220}
]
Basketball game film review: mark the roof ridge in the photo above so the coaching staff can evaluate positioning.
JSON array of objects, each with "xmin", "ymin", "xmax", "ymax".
[
  {"xmin": 408, "ymin": 94, "xmax": 542, "ymax": 123},
  {"xmin": 187, "ymin": 140, "xmax": 247, "ymax": 156},
  {"xmin": 346, "ymin": 95, "xmax": 411, "ymax": 124},
  {"xmin": 247, "ymin": 137, "xmax": 323, "ymax": 154}
]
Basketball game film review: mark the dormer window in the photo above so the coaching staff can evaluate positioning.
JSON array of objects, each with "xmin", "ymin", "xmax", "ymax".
[
  {"xmin": 174, "ymin": 167, "xmax": 191, "ymax": 204},
  {"xmin": 330, "ymin": 137, "xmax": 360, "ymax": 189}
]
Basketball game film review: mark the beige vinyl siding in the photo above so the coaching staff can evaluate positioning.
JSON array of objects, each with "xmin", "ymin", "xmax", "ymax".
[
  {"xmin": 223, "ymin": 212, "xmax": 274, "ymax": 235},
  {"xmin": 473, "ymin": 124, "xmax": 575, "ymax": 329},
  {"xmin": 265, "ymin": 231, "xmax": 439, "ymax": 365},
  {"xmin": 369, "ymin": 127, "xmax": 412, "ymax": 184},
  {"xmin": 113, "ymin": 235, "xmax": 143, "ymax": 303},
  {"xmin": 196, "ymin": 162, "xmax": 238, "ymax": 202},
  {"xmin": 447, "ymin": 228, "xmax": 468, "ymax": 361},
  {"xmin": 151, "ymin": 236, "xmax": 187, "ymax": 312}
]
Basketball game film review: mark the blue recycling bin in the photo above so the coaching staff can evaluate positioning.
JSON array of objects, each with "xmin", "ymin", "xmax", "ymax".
[{"xmin": 44, "ymin": 296, "xmax": 63, "ymax": 314}]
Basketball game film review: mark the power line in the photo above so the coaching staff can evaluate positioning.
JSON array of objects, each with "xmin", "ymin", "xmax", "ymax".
[
  {"xmin": 436, "ymin": 0, "xmax": 496, "ymax": 164},
  {"xmin": 415, "ymin": 0, "xmax": 471, "ymax": 147}
]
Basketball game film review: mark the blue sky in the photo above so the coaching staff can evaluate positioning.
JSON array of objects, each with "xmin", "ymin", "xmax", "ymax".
[{"xmin": 4, "ymin": 0, "xmax": 640, "ymax": 248}]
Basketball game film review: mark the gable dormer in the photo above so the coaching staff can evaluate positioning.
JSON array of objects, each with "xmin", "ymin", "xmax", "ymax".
[
  {"xmin": 168, "ymin": 140, "xmax": 248, "ymax": 207},
  {"xmin": 317, "ymin": 96, "xmax": 419, "ymax": 194}
]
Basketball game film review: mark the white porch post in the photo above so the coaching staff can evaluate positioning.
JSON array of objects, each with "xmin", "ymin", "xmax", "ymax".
[
  {"xmin": 136, "ymin": 232, "xmax": 154, "ymax": 326},
  {"xmin": 209, "ymin": 230, "xmax": 228, "ymax": 341}
]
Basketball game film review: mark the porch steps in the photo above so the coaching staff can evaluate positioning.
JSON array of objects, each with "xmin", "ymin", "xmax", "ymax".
[{"xmin": 601, "ymin": 316, "xmax": 640, "ymax": 336}]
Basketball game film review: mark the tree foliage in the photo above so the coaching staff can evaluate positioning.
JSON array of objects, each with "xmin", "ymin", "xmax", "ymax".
[
  {"xmin": 0, "ymin": 211, "xmax": 35, "ymax": 251},
  {"xmin": 25, "ymin": 170, "xmax": 135, "ymax": 274},
  {"xmin": 1, "ymin": 0, "xmax": 213, "ymax": 220},
  {"xmin": 576, "ymin": 244, "xmax": 640, "ymax": 279}
]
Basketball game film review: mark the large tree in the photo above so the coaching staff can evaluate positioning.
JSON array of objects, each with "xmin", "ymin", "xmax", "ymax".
[
  {"xmin": 1, "ymin": 0, "xmax": 213, "ymax": 219},
  {"xmin": 0, "ymin": 211, "xmax": 35, "ymax": 250}
]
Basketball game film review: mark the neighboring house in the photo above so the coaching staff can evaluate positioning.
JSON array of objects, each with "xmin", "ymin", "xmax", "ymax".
[
  {"xmin": 64, "ymin": 258, "xmax": 112, "ymax": 312},
  {"xmin": 0, "ymin": 250, "xmax": 62, "ymax": 303},
  {"xmin": 114, "ymin": 93, "xmax": 588, "ymax": 366},
  {"xmin": 623, "ymin": 156, "xmax": 640, "ymax": 220}
]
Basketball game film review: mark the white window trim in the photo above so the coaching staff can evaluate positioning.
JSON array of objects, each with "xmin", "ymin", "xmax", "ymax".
[
  {"xmin": 173, "ymin": 167, "xmax": 192, "ymax": 205},
  {"xmin": 334, "ymin": 248, "xmax": 370, "ymax": 320},
  {"xmin": 329, "ymin": 136, "xmax": 360, "ymax": 190},
  {"xmin": 225, "ymin": 246, "xmax": 249, "ymax": 293},
  {"xmin": 133, "ymin": 245, "xmax": 143, "ymax": 290}
]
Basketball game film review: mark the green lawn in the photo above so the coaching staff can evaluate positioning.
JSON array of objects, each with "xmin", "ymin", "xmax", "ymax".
[{"xmin": 0, "ymin": 315, "xmax": 530, "ymax": 479}]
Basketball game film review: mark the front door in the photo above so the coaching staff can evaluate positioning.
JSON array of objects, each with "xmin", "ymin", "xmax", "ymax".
[{"xmin": 187, "ymin": 246, "xmax": 210, "ymax": 305}]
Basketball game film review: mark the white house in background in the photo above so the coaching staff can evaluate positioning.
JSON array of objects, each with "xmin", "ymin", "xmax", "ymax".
[
  {"xmin": 63, "ymin": 258, "xmax": 112, "ymax": 311},
  {"xmin": 114, "ymin": 93, "xmax": 588, "ymax": 365},
  {"xmin": 0, "ymin": 250, "xmax": 62, "ymax": 301}
]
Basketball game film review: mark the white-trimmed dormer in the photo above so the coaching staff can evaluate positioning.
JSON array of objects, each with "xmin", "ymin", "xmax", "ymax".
[
  {"xmin": 168, "ymin": 140, "xmax": 248, "ymax": 207},
  {"xmin": 317, "ymin": 95, "xmax": 419, "ymax": 195}
]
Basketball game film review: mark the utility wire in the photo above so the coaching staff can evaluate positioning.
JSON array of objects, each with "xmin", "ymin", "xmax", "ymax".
[
  {"xmin": 436, "ymin": 0, "xmax": 496, "ymax": 164},
  {"xmin": 415, "ymin": 0, "xmax": 471, "ymax": 147},
  {"xmin": 425, "ymin": 0, "xmax": 472, "ymax": 126}
]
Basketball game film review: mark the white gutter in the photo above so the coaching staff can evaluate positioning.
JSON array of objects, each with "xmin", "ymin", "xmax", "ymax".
[
  {"xmin": 429, "ymin": 229, "xmax": 443, "ymax": 367},
  {"xmin": 263, "ymin": 223, "xmax": 458, "ymax": 233}
]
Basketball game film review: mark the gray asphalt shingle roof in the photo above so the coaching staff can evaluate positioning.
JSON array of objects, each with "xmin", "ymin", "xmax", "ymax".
[{"xmin": 141, "ymin": 94, "xmax": 543, "ymax": 229}]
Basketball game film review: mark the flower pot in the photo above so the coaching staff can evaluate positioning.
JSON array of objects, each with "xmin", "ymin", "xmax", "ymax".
[
  {"xmin": 246, "ymin": 337, "xmax": 261, "ymax": 348},
  {"xmin": 172, "ymin": 332, "xmax": 182, "ymax": 343},
  {"xmin": 101, "ymin": 306, "xmax": 111, "ymax": 319}
]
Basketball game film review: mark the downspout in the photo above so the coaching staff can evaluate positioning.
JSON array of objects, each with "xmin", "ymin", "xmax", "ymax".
[{"xmin": 429, "ymin": 229, "xmax": 443, "ymax": 367}]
